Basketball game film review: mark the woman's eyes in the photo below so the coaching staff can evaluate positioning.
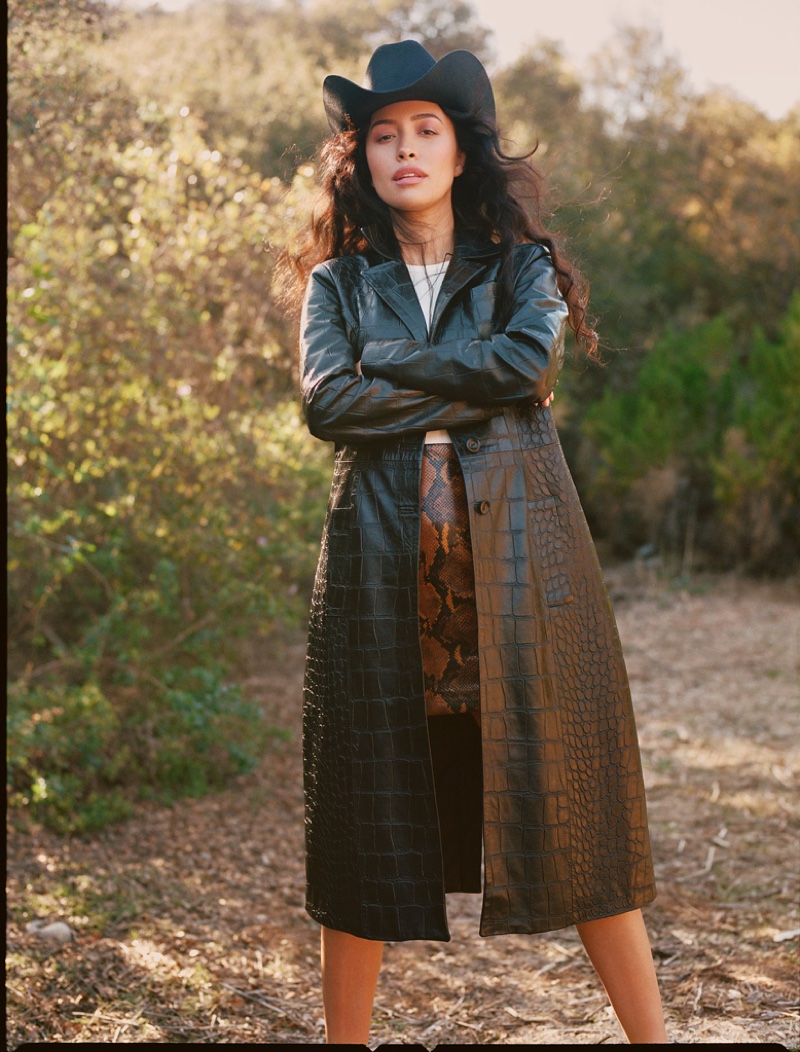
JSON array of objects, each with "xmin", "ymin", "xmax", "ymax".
[{"xmin": 373, "ymin": 127, "xmax": 438, "ymax": 143}]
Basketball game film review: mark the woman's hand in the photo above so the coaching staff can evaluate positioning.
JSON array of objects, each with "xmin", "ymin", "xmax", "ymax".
[{"xmin": 534, "ymin": 377, "xmax": 558, "ymax": 407}]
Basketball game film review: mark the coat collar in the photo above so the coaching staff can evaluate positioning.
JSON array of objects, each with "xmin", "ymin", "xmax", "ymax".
[{"xmin": 360, "ymin": 227, "xmax": 500, "ymax": 340}]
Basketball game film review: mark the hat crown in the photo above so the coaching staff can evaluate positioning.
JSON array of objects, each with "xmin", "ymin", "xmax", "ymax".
[
  {"xmin": 362, "ymin": 40, "xmax": 436, "ymax": 93},
  {"xmin": 322, "ymin": 40, "xmax": 495, "ymax": 133}
]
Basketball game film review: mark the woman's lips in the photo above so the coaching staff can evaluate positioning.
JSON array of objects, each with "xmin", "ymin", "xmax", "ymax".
[{"xmin": 393, "ymin": 167, "xmax": 426, "ymax": 185}]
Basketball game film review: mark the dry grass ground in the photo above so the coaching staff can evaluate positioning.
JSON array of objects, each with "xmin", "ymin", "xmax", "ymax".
[{"xmin": 6, "ymin": 570, "xmax": 799, "ymax": 1047}]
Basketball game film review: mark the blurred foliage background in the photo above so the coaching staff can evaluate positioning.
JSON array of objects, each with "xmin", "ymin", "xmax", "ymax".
[{"xmin": 7, "ymin": 0, "xmax": 799, "ymax": 831}]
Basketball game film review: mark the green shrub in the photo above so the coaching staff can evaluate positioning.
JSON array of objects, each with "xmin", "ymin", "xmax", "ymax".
[
  {"xmin": 581, "ymin": 299, "xmax": 800, "ymax": 570},
  {"xmin": 712, "ymin": 292, "xmax": 800, "ymax": 571},
  {"xmin": 7, "ymin": 682, "xmax": 132, "ymax": 833},
  {"xmin": 7, "ymin": 71, "xmax": 331, "ymax": 832},
  {"xmin": 6, "ymin": 670, "xmax": 270, "ymax": 833}
]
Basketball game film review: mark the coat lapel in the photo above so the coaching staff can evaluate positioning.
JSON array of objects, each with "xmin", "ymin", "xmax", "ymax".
[
  {"xmin": 429, "ymin": 257, "xmax": 482, "ymax": 338},
  {"xmin": 360, "ymin": 231, "xmax": 500, "ymax": 342},
  {"xmin": 362, "ymin": 261, "xmax": 428, "ymax": 341}
]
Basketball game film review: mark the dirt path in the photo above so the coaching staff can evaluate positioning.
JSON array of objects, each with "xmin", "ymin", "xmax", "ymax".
[{"xmin": 6, "ymin": 572, "xmax": 799, "ymax": 1046}]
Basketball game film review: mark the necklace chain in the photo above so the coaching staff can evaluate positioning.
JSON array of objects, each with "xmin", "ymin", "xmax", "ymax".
[{"xmin": 407, "ymin": 257, "xmax": 450, "ymax": 331}]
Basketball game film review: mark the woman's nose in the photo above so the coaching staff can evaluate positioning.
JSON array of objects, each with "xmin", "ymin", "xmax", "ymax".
[{"xmin": 397, "ymin": 142, "xmax": 416, "ymax": 159}]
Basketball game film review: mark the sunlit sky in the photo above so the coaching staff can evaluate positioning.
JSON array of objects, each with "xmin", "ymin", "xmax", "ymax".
[
  {"xmin": 473, "ymin": 0, "xmax": 799, "ymax": 119},
  {"xmin": 128, "ymin": 0, "xmax": 799, "ymax": 119}
]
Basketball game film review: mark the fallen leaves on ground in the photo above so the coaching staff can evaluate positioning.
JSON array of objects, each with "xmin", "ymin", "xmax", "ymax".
[{"xmin": 6, "ymin": 571, "xmax": 799, "ymax": 1046}]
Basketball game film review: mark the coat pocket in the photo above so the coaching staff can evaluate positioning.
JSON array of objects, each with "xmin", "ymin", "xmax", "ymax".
[{"xmin": 526, "ymin": 494, "xmax": 574, "ymax": 607}]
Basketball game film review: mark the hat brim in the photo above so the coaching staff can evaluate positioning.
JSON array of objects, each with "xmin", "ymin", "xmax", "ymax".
[{"xmin": 323, "ymin": 50, "xmax": 495, "ymax": 133}]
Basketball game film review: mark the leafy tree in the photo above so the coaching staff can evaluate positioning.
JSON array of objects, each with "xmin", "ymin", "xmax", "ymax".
[
  {"xmin": 94, "ymin": 1, "xmax": 333, "ymax": 178},
  {"xmin": 7, "ymin": 3, "xmax": 331, "ymax": 830},
  {"xmin": 98, "ymin": 0, "xmax": 491, "ymax": 179},
  {"xmin": 358, "ymin": 0, "xmax": 493, "ymax": 59},
  {"xmin": 7, "ymin": 0, "xmax": 138, "ymax": 248},
  {"xmin": 587, "ymin": 24, "xmax": 690, "ymax": 130},
  {"xmin": 7, "ymin": 110, "xmax": 332, "ymax": 824},
  {"xmin": 674, "ymin": 94, "xmax": 800, "ymax": 335}
]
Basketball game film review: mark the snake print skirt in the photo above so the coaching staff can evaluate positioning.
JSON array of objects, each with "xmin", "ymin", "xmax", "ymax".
[{"xmin": 418, "ymin": 444, "xmax": 481, "ymax": 718}]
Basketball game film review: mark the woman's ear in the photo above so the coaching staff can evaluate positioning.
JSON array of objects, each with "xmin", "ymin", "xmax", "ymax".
[{"xmin": 455, "ymin": 150, "xmax": 466, "ymax": 176}]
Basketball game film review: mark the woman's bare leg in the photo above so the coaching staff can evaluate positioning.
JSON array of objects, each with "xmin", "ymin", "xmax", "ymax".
[
  {"xmin": 576, "ymin": 908, "xmax": 667, "ymax": 1043},
  {"xmin": 320, "ymin": 925, "xmax": 384, "ymax": 1044}
]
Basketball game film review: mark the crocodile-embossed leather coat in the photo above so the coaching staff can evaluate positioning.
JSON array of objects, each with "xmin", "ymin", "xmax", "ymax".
[{"xmin": 299, "ymin": 232, "xmax": 656, "ymax": 942}]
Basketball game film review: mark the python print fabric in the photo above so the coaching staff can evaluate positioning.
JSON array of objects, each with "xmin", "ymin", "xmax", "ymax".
[{"xmin": 418, "ymin": 444, "xmax": 481, "ymax": 718}]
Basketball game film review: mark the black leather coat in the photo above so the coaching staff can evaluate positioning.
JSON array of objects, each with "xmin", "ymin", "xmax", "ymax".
[{"xmin": 299, "ymin": 234, "xmax": 656, "ymax": 942}]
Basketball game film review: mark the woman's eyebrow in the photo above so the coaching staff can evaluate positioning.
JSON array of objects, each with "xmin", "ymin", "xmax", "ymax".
[{"xmin": 369, "ymin": 113, "xmax": 443, "ymax": 130}]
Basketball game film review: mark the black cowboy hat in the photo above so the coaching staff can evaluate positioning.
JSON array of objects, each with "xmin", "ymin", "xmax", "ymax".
[{"xmin": 323, "ymin": 39, "xmax": 495, "ymax": 133}]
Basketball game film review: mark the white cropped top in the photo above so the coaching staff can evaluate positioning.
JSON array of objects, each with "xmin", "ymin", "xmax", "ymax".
[{"xmin": 405, "ymin": 261, "xmax": 452, "ymax": 445}]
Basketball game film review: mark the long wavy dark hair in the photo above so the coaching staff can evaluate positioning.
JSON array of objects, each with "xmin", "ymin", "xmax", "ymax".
[{"xmin": 276, "ymin": 111, "xmax": 598, "ymax": 358}]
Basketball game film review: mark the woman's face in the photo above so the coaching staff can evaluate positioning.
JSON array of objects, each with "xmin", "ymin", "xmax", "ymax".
[{"xmin": 365, "ymin": 99, "xmax": 465, "ymax": 220}]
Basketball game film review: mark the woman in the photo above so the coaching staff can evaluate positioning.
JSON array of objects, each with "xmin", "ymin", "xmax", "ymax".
[{"xmin": 282, "ymin": 40, "xmax": 667, "ymax": 1044}]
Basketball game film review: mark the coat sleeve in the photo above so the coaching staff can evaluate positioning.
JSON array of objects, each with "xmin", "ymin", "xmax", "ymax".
[
  {"xmin": 300, "ymin": 262, "xmax": 502, "ymax": 442},
  {"xmin": 359, "ymin": 246, "xmax": 568, "ymax": 407}
]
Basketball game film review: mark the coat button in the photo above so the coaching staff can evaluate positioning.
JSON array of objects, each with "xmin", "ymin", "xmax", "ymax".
[
  {"xmin": 466, "ymin": 437, "xmax": 481, "ymax": 453},
  {"xmin": 477, "ymin": 500, "xmax": 491, "ymax": 515}
]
